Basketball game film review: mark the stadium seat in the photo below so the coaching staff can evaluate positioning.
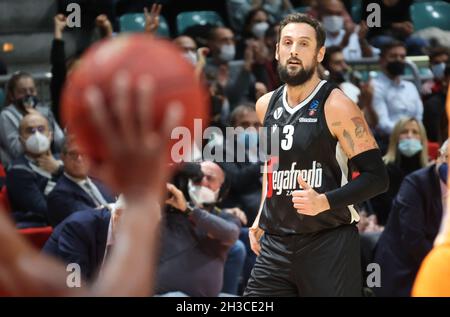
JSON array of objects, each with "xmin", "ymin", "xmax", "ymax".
[
  {"xmin": 119, "ymin": 13, "xmax": 170, "ymax": 37},
  {"xmin": 176, "ymin": 11, "xmax": 224, "ymax": 35},
  {"xmin": 410, "ymin": 1, "xmax": 450, "ymax": 31},
  {"xmin": 0, "ymin": 186, "xmax": 11, "ymax": 213},
  {"xmin": 428, "ymin": 141, "xmax": 440, "ymax": 161},
  {"xmin": 294, "ymin": 6, "xmax": 310, "ymax": 13},
  {"xmin": 18, "ymin": 226, "xmax": 53, "ymax": 250},
  {"xmin": 351, "ymin": 0, "xmax": 362, "ymax": 23},
  {"xmin": 0, "ymin": 89, "xmax": 5, "ymax": 108}
]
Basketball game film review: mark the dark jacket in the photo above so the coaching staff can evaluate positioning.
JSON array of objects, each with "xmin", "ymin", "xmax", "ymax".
[
  {"xmin": 373, "ymin": 164, "xmax": 443, "ymax": 297},
  {"xmin": 47, "ymin": 174, "xmax": 114, "ymax": 227},
  {"xmin": 42, "ymin": 207, "xmax": 111, "ymax": 281}
]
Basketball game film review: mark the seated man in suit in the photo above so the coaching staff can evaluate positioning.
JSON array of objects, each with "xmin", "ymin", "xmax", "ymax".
[
  {"xmin": 6, "ymin": 112, "xmax": 63, "ymax": 227},
  {"xmin": 374, "ymin": 140, "xmax": 448, "ymax": 297},
  {"xmin": 43, "ymin": 197, "xmax": 123, "ymax": 281},
  {"xmin": 47, "ymin": 137, "xmax": 114, "ymax": 227},
  {"xmin": 43, "ymin": 162, "xmax": 243, "ymax": 296}
]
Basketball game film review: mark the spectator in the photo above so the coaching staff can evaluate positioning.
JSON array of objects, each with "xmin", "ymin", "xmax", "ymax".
[
  {"xmin": 47, "ymin": 137, "xmax": 115, "ymax": 227},
  {"xmin": 163, "ymin": 161, "xmax": 243, "ymax": 296},
  {"xmin": 361, "ymin": 0, "xmax": 428, "ymax": 55},
  {"xmin": 0, "ymin": 72, "xmax": 65, "ymax": 167},
  {"xmin": 205, "ymin": 26, "xmax": 257, "ymax": 109},
  {"xmin": 6, "ymin": 113, "xmax": 64, "ymax": 227},
  {"xmin": 322, "ymin": 46, "xmax": 378, "ymax": 127},
  {"xmin": 219, "ymin": 105, "xmax": 263, "ymax": 225},
  {"xmin": 317, "ymin": 0, "xmax": 378, "ymax": 60},
  {"xmin": 173, "ymin": 35, "xmax": 209, "ymax": 81},
  {"xmin": 371, "ymin": 41, "xmax": 423, "ymax": 139},
  {"xmin": 51, "ymin": 14, "xmax": 114, "ymax": 124},
  {"xmin": 370, "ymin": 117, "xmax": 429, "ymax": 225},
  {"xmin": 43, "ymin": 206, "xmax": 115, "ymax": 281},
  {"xmin": 373, "ymin": 140, "xmax": 448, "ymax": 297},
  {"xmin": 422, "ymin": 47, "xmax": 449, "ymax": 96},
  {"xmin": 422, "ymin": 57, "xmax": 450, "ymax": 143}
]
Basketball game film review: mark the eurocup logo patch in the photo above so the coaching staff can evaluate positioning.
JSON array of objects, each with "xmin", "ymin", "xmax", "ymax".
[
  {"xmin": 308, "ymin": 100, "xmax": 319, "ymax": 116},
  {"xmin": 273, "ymin": 107, "xmax": 283, "ymax": 120}
]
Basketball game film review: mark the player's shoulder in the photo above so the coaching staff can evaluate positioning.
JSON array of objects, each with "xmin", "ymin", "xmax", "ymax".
[
  {"xmin": 255, "ymin": 90, "xmax": 276, "ymax": 122},
  {"xmin": 325, "ymin": 87, "xmax": 358, "ymax": 114}
]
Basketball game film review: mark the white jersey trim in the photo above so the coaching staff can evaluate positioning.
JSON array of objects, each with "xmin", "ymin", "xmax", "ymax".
[{"xmin": 282, "ymin": 80, "xmax": 327, "ymax": 114}]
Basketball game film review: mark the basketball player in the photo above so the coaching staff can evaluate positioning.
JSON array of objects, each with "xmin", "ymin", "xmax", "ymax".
[
  {"xmin": 0, "ymin": 73, "xmax": 182, "ymax": 296},
  {"xmin": 244, "ymin": 13, "xmax": 389, "ymax": 296}
]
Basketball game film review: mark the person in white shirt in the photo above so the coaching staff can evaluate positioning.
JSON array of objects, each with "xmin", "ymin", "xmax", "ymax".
[
  {"xmin": 317, "ymin": 0, "xmax": 379, "ymax": 61},
  {"xmin": 371, "ymin": 41, "xmax": 423, "ymax": 137}
]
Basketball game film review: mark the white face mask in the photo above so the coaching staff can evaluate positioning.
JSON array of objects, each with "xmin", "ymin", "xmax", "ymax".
[
  {"xmin": 431, "ymin": 62, "xmax": 446, "ymax": 79},
  {"xmin": 252, "ymin": 21, "xmax": 269, "ymax": 38},
  {"xmin": 184, "ymin": 51, "xmax": 197, "ymax": 66},
  {"xmin": 187, "ymin": 179, "xmax": 219, "ymax": 207},
  {"xmin": 25, "ymin": 131, "xmax": 50, "ymax": 154},
  {"xmin": 219, "ymin": 44, "xmax": 235, "ymax": 62},
  {"xmin": 322, "ymin": 15, "xmax": 344, "ymax": 33}
]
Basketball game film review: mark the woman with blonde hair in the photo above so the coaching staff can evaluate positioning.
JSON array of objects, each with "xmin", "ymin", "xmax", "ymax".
[{"xmin": 370, "ymin": 117, "xmax": 429, "ymax": 225}]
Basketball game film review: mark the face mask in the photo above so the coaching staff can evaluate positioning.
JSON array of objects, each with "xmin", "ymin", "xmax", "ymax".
[
  {"xmin": 252, "ymin": 22, "xmax": 269, "ymax": 38},
  {"xmin": 219, "ymin": 44, "xmax": 235, "ymax": 62},
  {"xmin": 322, "ymin": 15, "xmax": 344, "ymax": 33},
  {"xmin": 431, "ymin": 62, "xmax": 446, "ymax": 79},
  {"xmin": 16, "ymin": 95, "xmax": 39, "ymax": 109},
  {"xmin": 25, "ymin": 131, "xmax": 50, "ymax": 154},
  {"xmin": 386, "ymin": 61, "xmax": 405, "ymax": 77},
  {"xmin": 187, "ymin": 179, "xmax": 219, "ymax": 207},
  {"xmin": 184, "ymin": 51, "xmax": 197, "ymax": 66},
  {"xmin": 438, "ymin": 163, "xmax": 448, "ymax": 184},
  {"xmin": 398, "ymin": 138, "xmax": 422, "ymax": 157}
]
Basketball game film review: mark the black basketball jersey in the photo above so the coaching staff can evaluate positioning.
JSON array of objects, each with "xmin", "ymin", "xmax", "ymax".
[{"xmin": 259, "ymin": 80, "xmax": 360, "ymax": 235}]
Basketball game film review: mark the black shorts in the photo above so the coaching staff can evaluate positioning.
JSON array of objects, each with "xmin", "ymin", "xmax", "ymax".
[{"xmin": 244, "ymin": 224, "xmax": 362, "ymax": 297}]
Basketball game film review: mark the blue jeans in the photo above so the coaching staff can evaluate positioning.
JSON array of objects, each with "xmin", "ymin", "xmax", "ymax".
[{"xmin": 222, "ymin": 239, "xmax": 246, "ymax": 295}]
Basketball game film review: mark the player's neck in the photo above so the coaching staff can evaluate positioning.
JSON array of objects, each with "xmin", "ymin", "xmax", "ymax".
[{"xmin": 285, "ymin": 75, "xmax": 322, "ymax": 108}]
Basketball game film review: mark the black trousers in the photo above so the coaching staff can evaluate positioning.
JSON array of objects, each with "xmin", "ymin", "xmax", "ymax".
[{"xmin": 244, "ymin": 224, "xmax": 362, "ymax": 297}]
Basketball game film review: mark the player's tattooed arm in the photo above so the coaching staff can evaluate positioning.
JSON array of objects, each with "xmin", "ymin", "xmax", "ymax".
[{"xmin": 326, "ymin": 90, "xmax": 378, "ymax": 159}]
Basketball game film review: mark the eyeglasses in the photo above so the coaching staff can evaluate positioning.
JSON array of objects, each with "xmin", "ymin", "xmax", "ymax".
[
  {"xmin": 66, "ymin": 151, "xmax": 85, "ymax": 160},
  {"xmin": 24, "ymin": 125, "xmax": 47, "ymax": 134}
]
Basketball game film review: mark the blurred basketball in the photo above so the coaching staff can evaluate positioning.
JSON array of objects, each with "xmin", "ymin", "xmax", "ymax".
[{"xmin": 61, "ymin": 34, "xmax": 208, "ymax": 164}]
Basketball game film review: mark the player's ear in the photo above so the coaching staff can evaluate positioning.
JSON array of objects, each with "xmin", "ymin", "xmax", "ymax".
[
  {"xmin": 317, "ymin": 46, "xmax": 325, "ymax": 63},
  {"xmin": 275, "ymin": 43, "xmax": 279, "ymax": 61}
]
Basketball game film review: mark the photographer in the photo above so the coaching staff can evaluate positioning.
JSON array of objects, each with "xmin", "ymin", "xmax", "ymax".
[{"xmin": 158, "ymin": 161, "xmax": 243, "ymax": 296}]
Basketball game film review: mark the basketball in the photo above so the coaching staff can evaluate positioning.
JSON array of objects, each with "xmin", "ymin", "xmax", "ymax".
[{"xmin": 61, "ymin": 34, "xmax": 208, "ymax": 164}]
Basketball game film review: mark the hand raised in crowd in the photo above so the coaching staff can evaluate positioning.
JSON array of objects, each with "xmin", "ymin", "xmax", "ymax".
[
  {"xmin": 96, "ymin": 14, "xmax": 114, "ymax": 38},
  {"xmin": 357, "ymin": 21, "xmax": 369, "ymax": 41},
  {"xmin": 165, "ymin": 183, "xmax": 188, "ymax": 212},
  {"xmin": 36, "ymin": 151, "xmax": 62, "ymax": 175},
  {"xmin": 144, "ymin": 3, "xmax": 162, "ymax": 34},
  {"xmin": 195, "ymin": 47, "xmax": 209, "ymax": 80},
  {"xmin": 54, "ymin": 14, "xmax": 67, "ymax": 40}
]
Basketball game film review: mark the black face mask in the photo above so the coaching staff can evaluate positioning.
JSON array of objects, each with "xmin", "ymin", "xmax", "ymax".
[
  {"xmin": 386, "ymin": 61, "xmax": 405, "ymax": 77},
  {"xmin": 15, "ymin": 95, "xmax": 39, "ymax": 109}
]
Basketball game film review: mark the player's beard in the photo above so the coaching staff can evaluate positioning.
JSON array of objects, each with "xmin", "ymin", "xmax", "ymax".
[{"xmin": 277, "ymin": 59, "xmax": 316, "ymax": 86}]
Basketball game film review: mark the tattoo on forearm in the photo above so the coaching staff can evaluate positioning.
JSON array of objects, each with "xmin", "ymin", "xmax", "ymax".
[
  {"xmin": 332, "ymin": 121, "xmax": 342, "ymax": 127},
  {"xmin": 343, "ymin": 129, "xmax": 355, "ymax": 153},
  {"xmin": 351, "ymin": 117, "xmax": 368, "ymax": 138}
]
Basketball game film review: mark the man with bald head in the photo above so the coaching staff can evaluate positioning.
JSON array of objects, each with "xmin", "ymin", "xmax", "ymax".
[{"xmin": 6, "ymin": 112, "xmax": 63, "ymax": 227}]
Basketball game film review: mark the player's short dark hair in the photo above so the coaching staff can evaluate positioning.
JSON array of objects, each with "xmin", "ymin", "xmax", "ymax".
[
  {"xmin": 278, "ymin": 13, "xmax": 325, "ymax": 49},
  {"xmin": 380, "ymin": 40, "xmax": 407, "ymax": 58}
]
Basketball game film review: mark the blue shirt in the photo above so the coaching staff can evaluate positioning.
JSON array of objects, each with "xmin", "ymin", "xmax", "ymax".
[{"xmin": 372, "ymin": 72, "xmax": 423, "ymax": 134}]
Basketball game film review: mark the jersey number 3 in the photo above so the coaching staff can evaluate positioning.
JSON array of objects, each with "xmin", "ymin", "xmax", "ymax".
[{"xmin": 281, "ymin": 125, "xmax": 294, "ymax": 151}]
